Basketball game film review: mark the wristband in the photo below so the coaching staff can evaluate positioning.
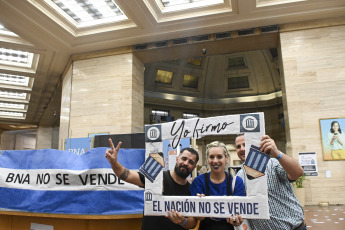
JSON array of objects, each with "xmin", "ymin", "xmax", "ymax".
[
  {"xmin": 180, "ymin": 218, "xmax": 188, "ymax": 226},
  {"xmin": 276, "ymin": 152, "xmax": 283, "ymax": 160}
]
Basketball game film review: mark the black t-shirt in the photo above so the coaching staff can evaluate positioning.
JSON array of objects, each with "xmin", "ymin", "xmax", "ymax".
[{"xmin": 139, "ymin": 170, "xmax": 190, "ymax": 230}]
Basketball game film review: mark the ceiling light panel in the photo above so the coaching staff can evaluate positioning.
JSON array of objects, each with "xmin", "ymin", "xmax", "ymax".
[
  {"xmin": 51, "ymin": 0, "xmax": 127, "ymax": 27},
  {"xmin": 162, "ymin": 0, "xmax": 199, "ymax": 7},
  {"xmin": 257, "ymin": 0, "xmax": 306, "ymax": 8},
  {"xmin": 148, "ymin": 0, "xmax": 231, "ymax": 23},
  {"xmin": 0, "ymin": 73, "xmax": 30, "ymax": 87},
  {"xmin": 160, "ymin": 0, "xmax": 223, "ymax": 11},
  {"xmin": 155, "ymin": 70, "xmax": 173, "ymax": 84},
  {"xmin": 0, "ymin": 91, "xmax": 27, "ymax": 100},
  {"xmin": 0, "ymin": 102, "xmax": 25, "ymax": 110},
  {"xmin": 0, "ymin": 111, "xmax": 25, "ymax": 118},
  {"xmin": 161, "ymin": 0, "xmax": 222, "ymax": 7},
  {"xmin": 0, "ymin": 48, "xmax": 34, "ymax": 67},
  {"xmin": 183, "ymin": 74, "xmax": 199, "ymax": 88}
]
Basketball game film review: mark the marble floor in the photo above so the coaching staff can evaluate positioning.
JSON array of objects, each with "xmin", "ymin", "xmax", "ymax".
[{"xmin": 304, "ymin": 205, "xmax": 345, "ymax": 229}]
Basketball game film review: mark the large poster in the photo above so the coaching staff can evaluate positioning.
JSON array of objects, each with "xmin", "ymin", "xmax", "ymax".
[
  {"xmin": 0, "ymin": 147, "xmax": 145, "ymax": 215},
  {"xmin": 319, "ymin": 117, "xmax": 345, "ymax": 160},
  {"xmin": 143, "ymin": 113, "xmax": 269, "ymax": 219}
]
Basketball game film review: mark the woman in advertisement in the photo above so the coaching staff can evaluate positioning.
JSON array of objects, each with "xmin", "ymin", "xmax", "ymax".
[{"xmin": 328, "ymin": 121, "xmax": 345, "ymax": 159}]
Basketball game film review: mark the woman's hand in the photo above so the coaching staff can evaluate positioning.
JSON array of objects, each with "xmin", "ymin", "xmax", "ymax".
[
  {"xmin": 226, "ymin": 214, "xmax": 243, "ymax": 227},
  {"xmin": 196, "ymin": 193, "xmax": 205, "ymax": 197}
]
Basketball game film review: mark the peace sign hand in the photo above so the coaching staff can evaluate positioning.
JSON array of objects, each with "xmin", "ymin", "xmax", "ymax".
[{"xmin": 105, "ymin": 138, "xmax": 122, "ymax": 165}]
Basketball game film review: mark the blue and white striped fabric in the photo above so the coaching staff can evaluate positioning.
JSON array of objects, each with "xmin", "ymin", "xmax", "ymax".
[
  {"xmin": 0, "ymin": 147, "xmax": 145, "ymax": 215},
  {"xmin": 245, "ymin": 145, "xmax": 270, "ymax": 174},
  {"xmin": 139, "ymin": 153, "xmax": 164, "ymax": 183}
]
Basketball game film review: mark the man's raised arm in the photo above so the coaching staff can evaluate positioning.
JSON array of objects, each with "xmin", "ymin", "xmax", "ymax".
[{"xmin": 105, "ymin": 138, "xmax": 144, "ymax": 187}]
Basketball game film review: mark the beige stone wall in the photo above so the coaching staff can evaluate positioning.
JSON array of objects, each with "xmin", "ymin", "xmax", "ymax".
[
  {"xmin": 280, "ymin": 24, "xmax": 345, "ymax": 205},
  {"xmin": 36, "ymin": 126, "xmax": 53, "ymax": 149},
  {"xmin": 1, "ymin": 131, "xmax": 15, "ymax": 150},
  {"xmin": 36, "ymin": 126, "xmax": 59, "ymax": 149},
  {"xmin": 131, "ymin": 54, "xmax": 145, "ymax": 132},
  {"xmin": 59, "ymin": 53, "xmax": 144, "ymax": 144},
  {"xmin": 59, "ymin": 65, "xmax": 72, "ymax": 149},
  {"xmin": 1, "ymin": 131, "xmax": 36, "ymax": 150}
]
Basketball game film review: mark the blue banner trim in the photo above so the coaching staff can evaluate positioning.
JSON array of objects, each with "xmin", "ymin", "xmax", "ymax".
[{"xmin": 0, "ymin": 187, "xmax": 144, "ymax": 215}]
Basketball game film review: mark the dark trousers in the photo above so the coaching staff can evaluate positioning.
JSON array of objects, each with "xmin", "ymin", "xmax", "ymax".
[{"xmin": 199, "ymin": 218, "xmax": 234, "ymax": 230}]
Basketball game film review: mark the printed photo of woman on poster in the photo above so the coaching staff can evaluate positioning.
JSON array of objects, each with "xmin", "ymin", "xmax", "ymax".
[{"xmin": 320, "ymin": 118, "xmax": 345, "ymax": 160}]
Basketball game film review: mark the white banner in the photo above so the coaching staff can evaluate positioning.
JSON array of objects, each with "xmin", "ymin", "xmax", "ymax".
[
  {"xmin": 0, "ymin": 168, "xmax": 142, "ymax": 191},
  {"xmin": 144, "ymin": 194, "xmax": 269, "ymax": 219}
]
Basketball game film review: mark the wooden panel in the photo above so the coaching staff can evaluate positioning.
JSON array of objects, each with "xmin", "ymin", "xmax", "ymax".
[
  {"xmin": 0, "ymin": 214, "xmax": 142, "ymax": 230},
  {"xmin": 0, "ymin": 215, "xmax": 11, "ymax": 230}
]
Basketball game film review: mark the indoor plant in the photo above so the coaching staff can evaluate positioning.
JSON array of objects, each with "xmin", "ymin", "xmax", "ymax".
[
  {"xmin": 293, "ymin": 174, "xmax": 306, "ymax": 207},
  {"xmin": 295, "ymin": 174, "xmax": 306, "ymax": 188}
]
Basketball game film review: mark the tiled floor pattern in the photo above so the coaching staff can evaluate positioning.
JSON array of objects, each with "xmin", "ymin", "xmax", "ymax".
[{"xmin": 304, "ymin": 205, "xmax": 345, "ymax": 229}]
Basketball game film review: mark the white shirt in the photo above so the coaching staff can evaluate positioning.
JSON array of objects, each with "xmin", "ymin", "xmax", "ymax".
[{"xmin": 328, "ymin": 132, "xmax": 345, "ymax": 150}]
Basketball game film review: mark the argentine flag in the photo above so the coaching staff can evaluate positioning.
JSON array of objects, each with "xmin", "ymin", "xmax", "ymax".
[{"xmin": 0, "ymin": 147, "xmax": 145, "ymax": 215}]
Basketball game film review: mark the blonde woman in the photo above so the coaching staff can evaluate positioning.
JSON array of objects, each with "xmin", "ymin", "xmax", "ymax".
[{"xmin": 190, "ymin": 141, "xmax": 245, "ymax": 230}]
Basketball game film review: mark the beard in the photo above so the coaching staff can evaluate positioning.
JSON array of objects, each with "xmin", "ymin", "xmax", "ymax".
[{"xmin": 174, "ymin": 164, "xmax": 191, "ymax": 179}]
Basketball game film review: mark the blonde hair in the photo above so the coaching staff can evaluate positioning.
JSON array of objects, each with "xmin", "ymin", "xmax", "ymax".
[{"xmin": 206, "ymin": 141, "xmax": 230, "ymax": 160}]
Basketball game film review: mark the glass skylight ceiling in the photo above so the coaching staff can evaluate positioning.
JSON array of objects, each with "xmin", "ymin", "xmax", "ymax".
[
  {"xmin": 0, "ymin": 73, "xmax": 30, "ymax": 87},
  {"xmin": 161, "ymin": 0, "xmax": 222, "ymax": 8},
  {"xmin": 0, "ymin": 91, "xmax": 27, "ymax": 100},
  {"xmin": 0, "ymin": 102, "xmax": 25, "ymax": 110},
  {"xmin": 0, "ymin": 111, "xmax": 24, "ymax": 117},
  {"xmin": 0, "ymin": 48, "xmax": 34, "ymax": 66},
  {"xmin": 0, "ymin": 26, "xmax": 32, "ymax": 120},
  {"xmin": 51, "ymin": 0, "xmax": 127, "ymax": 27}
]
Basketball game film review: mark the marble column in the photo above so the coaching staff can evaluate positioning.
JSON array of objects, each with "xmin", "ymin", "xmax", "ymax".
[
  {"xmin": 280, "ymin": 23, "xmax": 345, "ymax": 205},
  {"xmin": 59, "ymin": 52, "xmax": 144, "ymax": 149}
]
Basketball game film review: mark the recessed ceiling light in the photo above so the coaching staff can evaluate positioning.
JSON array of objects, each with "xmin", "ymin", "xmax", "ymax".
[{"xmin": 51, "ymin": 0, "xmax": 127, "ymax": 27}]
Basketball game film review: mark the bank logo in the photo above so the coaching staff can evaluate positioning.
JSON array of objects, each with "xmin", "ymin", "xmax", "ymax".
[
  {"xmin": 145, "ymin": 125, "xmax": 162, "ymax": 142},
  {"xmin": 145, "ymin": 191, "xmax": 153, "ymax": 202},
  {"xmin": 240, "ymin": 114, "xmax": 260, "ymax": 132}
]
